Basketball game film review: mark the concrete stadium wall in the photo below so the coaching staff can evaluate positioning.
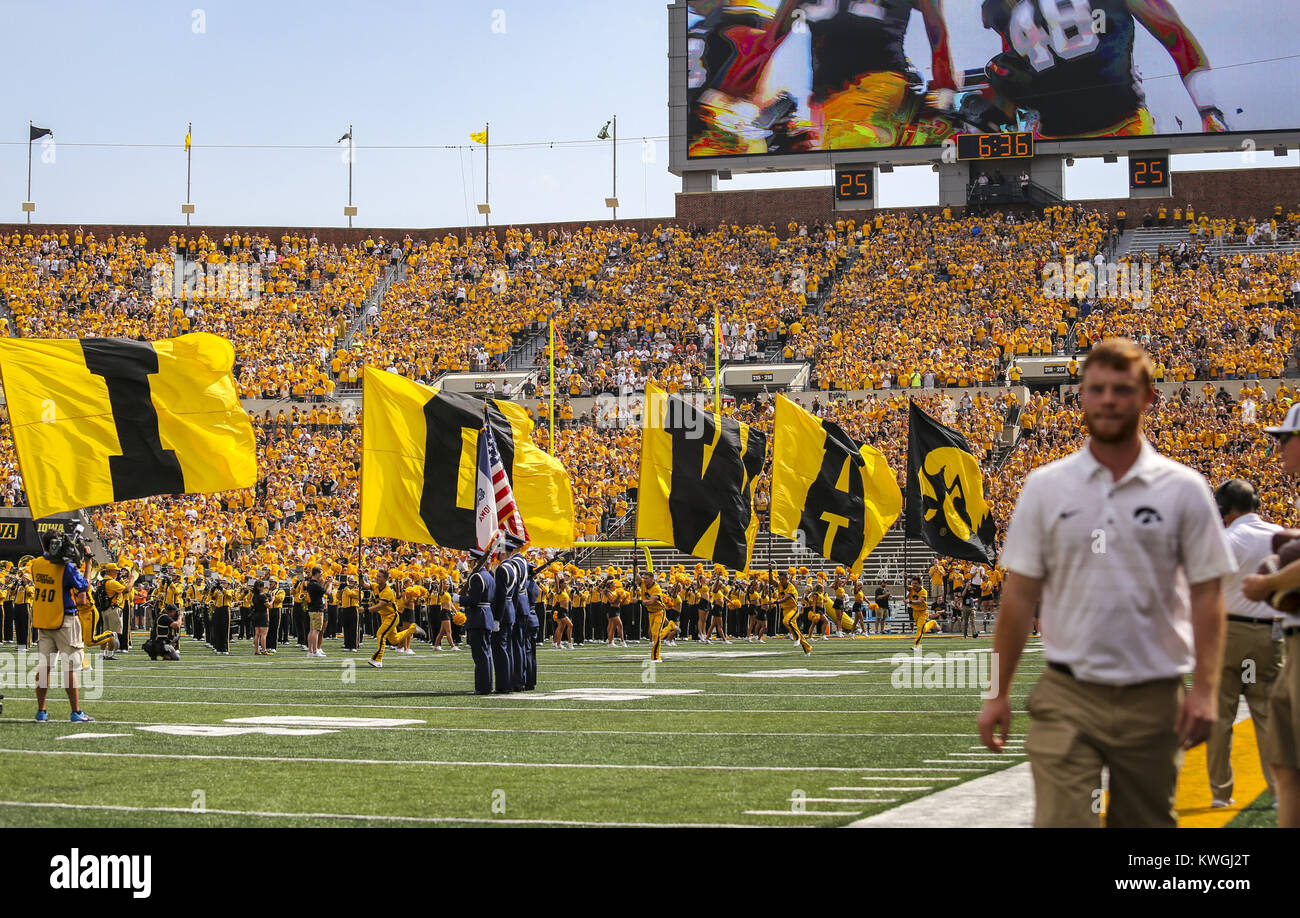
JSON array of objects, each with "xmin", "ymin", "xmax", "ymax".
[{"xmin": 2, "ymin": 165, "xmax": 1294, "ymax": 248}]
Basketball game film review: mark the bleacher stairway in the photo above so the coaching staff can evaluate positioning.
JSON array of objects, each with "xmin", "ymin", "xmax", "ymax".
[{"xmin": 1119, "ymin": 226, "xmax": 1300, "ymax": 257}]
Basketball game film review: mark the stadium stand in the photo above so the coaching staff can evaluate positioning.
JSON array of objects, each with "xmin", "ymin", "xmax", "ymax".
[{"xmin": 1, "ymin": 201, "xmax": 1298, "ymax": 641}]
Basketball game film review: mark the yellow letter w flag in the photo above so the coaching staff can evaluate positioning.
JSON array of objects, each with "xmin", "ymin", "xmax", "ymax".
[
  {"xmin": 770, "ymin": 394, "xmax": 901, "ymax": 577},
  {"xmin": 360, "ymin": 367, "xmax": 574, "ymax": 550},
  {"xmin": 0, "ymin": 333, "xmax": 257, "ymax": 519}
]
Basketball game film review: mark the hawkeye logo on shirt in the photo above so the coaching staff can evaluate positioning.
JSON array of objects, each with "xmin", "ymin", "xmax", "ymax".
[{"xmin": 1133, "ymin": 506, "xmax": 1164, "ymax": 527}]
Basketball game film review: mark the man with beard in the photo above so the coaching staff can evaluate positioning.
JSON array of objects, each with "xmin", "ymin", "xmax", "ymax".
[{"xmin": 979, "ymin": 338, "xmax": 1234, "ymax": 827}]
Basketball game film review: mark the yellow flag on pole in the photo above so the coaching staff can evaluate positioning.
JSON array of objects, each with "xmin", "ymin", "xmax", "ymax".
[
  {"xmin": 0, "ymin": 333, "xmax": 256, "ymax": 519},
  {"xmin": 770, "ymin": 394, "xmax": 901, "ymax": 576},
  {"xmin": 636, "ymin": 383, "xmax": 766, "ymax": 571},
  {"xmin": 361, "ymin": 367, "xmax": 574, "ymax": 549}
]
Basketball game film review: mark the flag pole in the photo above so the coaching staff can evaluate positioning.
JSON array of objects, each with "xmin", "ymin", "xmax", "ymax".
[
  {"xmin": 347, "ymin": 124, "xmax": 354, "ymax": 230},
  {"xmin": 548, "ymin": 315, "xmax": 556, "ymax": 453},
  {"xmin": 185, "ymin": 121, "xmax": 192, "ymax": 227},
  {"xmin": 484, "ymin": 122, "xmax": 490, "ymax": 228},
  {"xmin": 612, "ymin": 114, "xmax": 617, "ymax": 222},
  {"xmin": 713, "ymin": 308, "xmax": 721, "ymax": 422},
  {"xmin": 26, "ymin": 121, "xmax": 33, "ymax": 226}
]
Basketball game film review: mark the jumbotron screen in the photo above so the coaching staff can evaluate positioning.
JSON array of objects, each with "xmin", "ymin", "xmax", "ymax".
[{"xmin": 684, "ymin": 0, "xmax": 1300, "ymax": 157}]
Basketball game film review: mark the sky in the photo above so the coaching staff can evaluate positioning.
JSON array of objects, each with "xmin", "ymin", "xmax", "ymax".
[{"xmin": 3, "ymin": 0, "xmax": 1296, "ymax": 229}]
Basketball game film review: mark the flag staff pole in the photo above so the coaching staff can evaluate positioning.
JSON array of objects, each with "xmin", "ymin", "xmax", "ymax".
[
  {"xmin": 612, "ymin": 114, "xmax": 617, "ymax": 222},
  {"xmin": 186, "ymin": 121, "xmax": 193, "ymax": 227},
  {"xmin": 713, "ymin": 308, "xmax": 721, "ymax": 422},
  {"xmin": 548, "ymin": 314, "xmax": 556, "ymax": 453},
  {"xmin": 26, "ymin": 121, "xmax": 33, "ymax": 225},
  {"xmin": 347, "ymin": 124, "xmax": 354, "ymax": 229},
  {"xmin": 484, "ymin": 122, "xmax": 490, "ymax": 228}
]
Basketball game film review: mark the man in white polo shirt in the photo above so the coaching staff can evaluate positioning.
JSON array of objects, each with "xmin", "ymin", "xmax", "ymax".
[
  {"xmin": 1241, "ymin": 402, "xmax": 1300, "ymax": 828},
  {"xmin": 1209, "ymin": 478, "xmax": 1282, "ymax": 809},
  {"xmin": 979, "ymin": 338, "xmax": 1235, "ymax": 827}
]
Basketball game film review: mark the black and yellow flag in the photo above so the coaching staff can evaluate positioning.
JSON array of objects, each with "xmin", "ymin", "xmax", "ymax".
[
  {"xmin": 636, "ymin": 383, "xmax": 766, "ymax": 571},
  {"xmin": 361, "ymin": 367, "xmax": 574, "ymax": 549},
  {"xmin": 905, "ymin": 400, "xmax": 996, "ymax": 565},
  {"xmin": 0, "ymin": 333, "xmax": 257, "ymax": 519},
  {"xmin": 771, "ymin": 394, "xmax": 901, "ymax": 576}
]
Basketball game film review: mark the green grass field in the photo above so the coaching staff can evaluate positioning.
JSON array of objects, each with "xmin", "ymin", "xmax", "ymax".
[{"xmin": 0, "ymin": 633, "xmax": 1276, "ymax": 827}]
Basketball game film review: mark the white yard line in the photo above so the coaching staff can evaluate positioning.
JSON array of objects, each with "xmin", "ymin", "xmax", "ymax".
[
  {"xmin": 744, "ymin": 809, "xmax": 872, "ymax": 816},
  {"xmin": 0, "ymin": 748, "xmax": 930, "ymax": 773},
  {"xmin": 0, "ymin": 800, "xmax": 761, "ymax": 828},
  {"xmin": 0, "ymin": 717, "xmax": 1002, "ymax": 740},
  {"xmin": 0, "ymin": 698, "xmax": 1004, "ymax": 715}
]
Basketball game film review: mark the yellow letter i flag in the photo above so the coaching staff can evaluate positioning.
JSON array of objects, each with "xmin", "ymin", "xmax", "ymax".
[
  {"xmin": 0, "ymin": 333, "xmax": 257, "ymax": 519},
  {"xmin": 770, "ymin": 394, "xmax": 901, "ymax": 576}
]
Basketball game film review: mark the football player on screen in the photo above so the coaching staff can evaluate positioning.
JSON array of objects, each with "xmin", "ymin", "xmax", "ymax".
[
  {"xmin": 794, "ymin": 0, "xmax": 959, "ymax": 149},
  {"xmin": 687, "ymin": 1, "xmax": 807, "ymax": 156},
  {"xmin": 981, "ymin": 0, "xmax": 1229, "ymax": 139}
]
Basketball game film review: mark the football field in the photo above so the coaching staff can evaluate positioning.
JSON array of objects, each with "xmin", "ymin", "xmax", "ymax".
[{"xmin": 0, "ymin": 634, "xmax": 1278, "ymax": 828}]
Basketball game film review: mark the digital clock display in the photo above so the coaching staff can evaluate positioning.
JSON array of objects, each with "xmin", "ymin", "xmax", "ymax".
[
  {"xmin": 956, "ymin": 132, "xmax": 1034, "ymax": 161},
  {"xmin": 834, "ymin": 168, "xmax": 873, "ymax": 201},
  {"xmin": 1129, "ymin": 156, "xmax": 1169, "ymax": 188}
]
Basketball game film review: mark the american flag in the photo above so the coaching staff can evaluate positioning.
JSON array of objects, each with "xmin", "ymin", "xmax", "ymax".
[{"xmin": 476, "ymin": 405, "xmax": 529, "ymax": 551}]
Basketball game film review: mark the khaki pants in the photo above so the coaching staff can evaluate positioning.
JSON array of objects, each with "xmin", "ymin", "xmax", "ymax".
[
  {"xmin": 36, "ymin": 614, "xmax": 84, "ymax": 689},
  {"xmin": 1207, "ymin": 620, "xmax": 1282, "ymax": 801},
  {"xmin": 1264, "ymin": 633, "xmax": 1300, "ymax": 771},
  {"xmin": 1026, "ymin": 667, "xmax": 1183, "ymax": 828}
]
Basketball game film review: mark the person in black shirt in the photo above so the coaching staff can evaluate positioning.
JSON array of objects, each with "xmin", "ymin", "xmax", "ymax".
[
  {"xmin": 252, "ymin": 581, "xmax": 271, "ymax": 656},
  {"xmin": 306, "ymin": 566, "xmax": 331, "ymax": 659},
  {"xmin": 873, "ymin": 583, "xmax": 891, "ymax": 635}
]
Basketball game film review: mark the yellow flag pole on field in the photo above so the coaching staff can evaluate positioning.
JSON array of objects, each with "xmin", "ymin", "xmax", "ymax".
[
  {"xmin": 549, "ymin": 316, "xmax": 556, "ymax": 453},
  {"xmin": 714, "ymin": 308, "xmax": 721, "ymax": 421}
]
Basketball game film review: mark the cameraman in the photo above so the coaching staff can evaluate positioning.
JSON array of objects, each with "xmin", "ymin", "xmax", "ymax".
[{"xmin": 31, "ymin": 532, "xmax": 94, "ymax": 723}]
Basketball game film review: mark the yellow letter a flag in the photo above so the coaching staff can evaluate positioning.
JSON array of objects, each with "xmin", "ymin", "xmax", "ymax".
[{"xmin": 770, "ymin": 394, "xmax": 901, "ymax": 577}]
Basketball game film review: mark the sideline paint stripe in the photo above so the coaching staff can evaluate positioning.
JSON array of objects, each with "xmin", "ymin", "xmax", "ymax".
[
  {"xmin": 1175, "ymin": 716, "xmax": 1269, "ymax": 828},
  {"xmin": 0, "ymin": 800, "xmax": 759, "ymax": 828}
]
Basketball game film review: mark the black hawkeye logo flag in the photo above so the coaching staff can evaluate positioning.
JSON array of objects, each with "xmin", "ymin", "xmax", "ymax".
[{"xmin": 904, "ymin": 400, "xmax": 997, "ymax": 565}]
